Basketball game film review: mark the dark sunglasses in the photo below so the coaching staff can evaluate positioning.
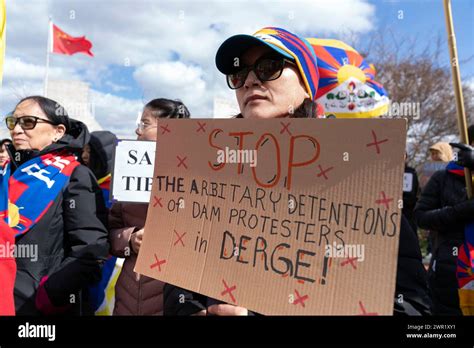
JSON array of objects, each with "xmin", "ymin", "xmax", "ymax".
[
  {"xmin": 5, "ymin": 115, "xmax": 56, "ymax": 130},
  {"xmin": 226, "ymin": 57, "xmax": 295, "ymax": 90}
]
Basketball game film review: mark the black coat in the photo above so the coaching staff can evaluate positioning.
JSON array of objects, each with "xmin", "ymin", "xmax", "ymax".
[
  {"xmin": 393, "ymin": 215, "xmax": 431, "ymax": 315},
  {"xmin": 164, "ymin": 214, "xmax": 431, "ymax": 316},
  {"xmin": 414, "ymin": 168, "xmax": 468, "ymax": 315},
  {"xmin": 9, "ymin": 120, "xmax": 109, "ymax": 315}
]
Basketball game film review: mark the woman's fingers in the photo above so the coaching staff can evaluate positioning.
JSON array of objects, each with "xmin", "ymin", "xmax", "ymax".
[{"xmin": 207, "ymin": 304, "xmax": 248, "ymax": 316}]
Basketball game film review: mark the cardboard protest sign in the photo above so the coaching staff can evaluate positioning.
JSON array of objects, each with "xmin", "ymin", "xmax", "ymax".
[
  {"xmin": 135, "ymin": 119, "xmax": 407, "ymax": 315},
  {"xmin": 111, "ymin": 140, "xmax": 156, "ymax": 203}
]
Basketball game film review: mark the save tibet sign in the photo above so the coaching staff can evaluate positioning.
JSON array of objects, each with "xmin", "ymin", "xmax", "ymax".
[
  {"xmin": 111, "ymin": 140, "xmax": 156, "ymax": 203},
  {"xmin": 134, "ymin": 118, "xmax": 407, "ymax": 315}
]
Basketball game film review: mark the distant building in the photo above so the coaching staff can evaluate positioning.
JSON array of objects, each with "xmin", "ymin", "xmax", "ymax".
[{"xmin": 47, "ymin": 79, "xmax": 102, "ymax": 131}]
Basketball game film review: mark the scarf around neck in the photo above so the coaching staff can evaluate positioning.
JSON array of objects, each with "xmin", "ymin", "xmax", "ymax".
[{"xmin": 0, "ymin": 151, "xmax": 80, "ymax": 237}]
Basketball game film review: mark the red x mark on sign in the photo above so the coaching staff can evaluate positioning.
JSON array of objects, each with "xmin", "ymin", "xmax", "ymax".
[
  {"xmin": 153, "ymin": 196, "xmax": 163, "ymax": 208},
  {"xmin": 221, "ymin": 279, "xmax": 237, "ymax": 303},
  {"xmin": 173, "ymin": 230, "xmax": 186, "ymax": 247},
  {"xmin": 150, "ymin": 254, "xmax": 166, "ymax": 272},
  {"xmin": 160, "ymin": 124, "xmax": 171, "ymax": 135},
  {"xmin": 177, "ymin": 156, "xmax": 188, "ymax": 169},
  {"xmin": 375, "ymin": 191, "xmax": 393, "ymax": 209},
  {"xmin": 358, "ymin": 301, "xmax": 378, "ymax": 315},
  {"xmin": 366, "ymin": 130, "xmax": 388, "ymax": 154},
  {"xmin": 196, "ymin": 121, "xmax": 206, "ymax": 133},
  {"xmin": 341, "ymin": 256, "xmax": 359, "ymax": 269},
  {"xmin": 316, "ymin": 165, "xmax": 334, "ymax": 180},
  {"xmin": 293, "ymin": 289, "xmax": 309, "ymax": 308},
  {"xmin": 280, "ymin": 122, "xmax": 292, "ymax": 135}
]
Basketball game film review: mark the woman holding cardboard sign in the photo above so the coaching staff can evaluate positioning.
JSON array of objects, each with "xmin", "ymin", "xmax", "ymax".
[
  {"xmin": 164, "ymin": 27, "xmax": 430, "ymax": 316},
  {"xmin": 109, "ymin": 98, "xmax": 190, "ymax": 315},
  {"xmin": 164, "ymin": 26, "xmax": 322, "ymax": 316}
]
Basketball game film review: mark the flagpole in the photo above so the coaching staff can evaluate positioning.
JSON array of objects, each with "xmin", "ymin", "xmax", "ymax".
[
  {"xmin": 443, "ymin": 0, "xmax": 472, "ymax": 198},
  {"xmin": 44, "ymin": 17, "xmax": 52, "ymax": 97}
]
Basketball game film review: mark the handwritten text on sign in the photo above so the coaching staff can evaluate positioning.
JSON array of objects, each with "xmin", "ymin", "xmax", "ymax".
[{"xmin": 135, "ymin": 119, "xmax": 407, "ymax": 315}]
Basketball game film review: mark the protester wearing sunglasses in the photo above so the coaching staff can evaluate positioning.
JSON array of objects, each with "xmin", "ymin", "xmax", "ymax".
[
  {"xmin": 1, "ymin": 96, "xmax": 109, "ymax": 315},
  {"xmin": 163, "ymin": 27, "xmax": 431, "ymax": 318},
  {"xmin": 216, "ymin": 27, "xmax": 321, "ymax": 120},
  {"xmin": 163, "ymin": 27, "xmax": 321, "ymax": 317}
]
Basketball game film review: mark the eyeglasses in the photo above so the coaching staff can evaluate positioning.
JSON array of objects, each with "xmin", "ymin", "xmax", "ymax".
[
  {"xmin": 226, "ymin": 57, "xmax": 295, "ymax": 90},
  {"xmin": 5, "ymin": 115, "xmax": 56, "ymax": 130},
  {"xmin": 136, "ymin": 121, "xmax": 157, "ymax": 132}
]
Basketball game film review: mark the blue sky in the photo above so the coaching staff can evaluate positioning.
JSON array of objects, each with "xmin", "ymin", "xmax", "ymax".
[
  {"xmin": 95, "ymin": 0, "xmax": 474, "ymax": 103},
  {"xmin": 1, "ymin": 0, "xmax": 473, "ymax": 138},
  {"xmin": 370, "ymin": 0, "xmax": 473, "ymax": 78}
]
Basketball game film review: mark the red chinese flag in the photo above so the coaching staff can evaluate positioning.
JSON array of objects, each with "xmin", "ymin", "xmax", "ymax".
[{"xmin": 52, "ymin": 24, "xmax": 93, "ymax": 57}]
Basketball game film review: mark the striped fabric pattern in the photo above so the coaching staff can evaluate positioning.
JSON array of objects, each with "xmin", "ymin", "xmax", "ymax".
[{"xmin": 254, "ymin": 27, "xmax": 319, "ymax": 101}]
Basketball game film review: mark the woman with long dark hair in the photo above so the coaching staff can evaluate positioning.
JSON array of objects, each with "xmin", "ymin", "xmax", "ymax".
[{"xmin": 109, "ymin": 98, "xmax": 190, "ymax": 315}]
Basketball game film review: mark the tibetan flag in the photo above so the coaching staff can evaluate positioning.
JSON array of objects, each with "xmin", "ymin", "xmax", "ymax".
[
  {"xmin": 0, "ymin": 0, "xmax": 6, "ymax": 86},
  {"xmin": 457, "ymin": 221, "xmax": 474, "ymax": 315},
  {"xmin": 307, "ymin": 38, "xmax": 389, "ymax": 118},
  {"xmin": 51, "ymin": 23, "xmax": 93, "ymax": 57}
]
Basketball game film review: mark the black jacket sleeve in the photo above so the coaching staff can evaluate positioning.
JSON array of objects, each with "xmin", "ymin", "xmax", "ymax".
[
  {"xmin": 164, "ymin": 284, "xmax": 207, "ymax": 316},
  {"xmin": 44, "ymin": 165, "xmax": 109, "ymax": 306},
  {"xmin": 414, "ymin": 171, "xmax": 474, "ymax": 231}
]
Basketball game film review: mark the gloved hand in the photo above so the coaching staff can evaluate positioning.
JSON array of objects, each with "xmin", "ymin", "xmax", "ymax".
[
  {"xmin": 453, "ymin": 198, "xmax": 474, "ymax": 219},
  {"xmin": 450, "ymin": 143, "xmax": 474, "ymax": 170}
]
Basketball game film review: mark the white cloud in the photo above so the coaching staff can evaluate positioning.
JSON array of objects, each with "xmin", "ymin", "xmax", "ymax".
[
  {"xmin": 0, "ymin": 80, "xmax": 44, "ymax": 139},
  {"xmin": 133, "ymin": 61, "xmax": 208, "ymax": 116},
  {"xmin": 468, "ymin": 77, "xmax": 474, "ymax": 91},
  {"xmin": 89, "ymin": 89, "xmax": 144, "ymax": 139},
  {"xmin": 3, "ymin": 0, "xmax": 377, "ymax": 133},
  {"xmin": 3, "ymin": 57, "xmax": 80, "ymax": 81}
]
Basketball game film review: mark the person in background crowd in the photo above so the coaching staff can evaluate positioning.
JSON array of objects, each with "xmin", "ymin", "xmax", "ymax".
[
  {"xmin": 82, "ymin": 131, "xmax": 117, "ymax": 209},
  {"xmin": 429, "ymin": 142, "xmax": 453, "ymax": 162},
  {"xmin": 0, "ymin": 138, "xmax": 12, "ymax": 167},
  {"xmin": 2, "ymin": 96, "xmax": 109, "ymax": 315},
  {"xmin": 414, "ymin": 132, "xmax": 474, "ymax": 315},
  {"xmin": 403, "ymin": 152, "xmax": 420, "ymax": 233},
  {"xmin": 109, "ymin": 98, "xmax": 190, "ymax": 315},
  {"xmin": 424, "ymin": 142, "xmax": 453, "ymax": 262},
  {"xmin": 164, "ymin": 27, "xmax": 430, "ymax": 316},
  {"xmin": 82, "ymin": 130, "xmax": 121, "ymax": 315}
]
